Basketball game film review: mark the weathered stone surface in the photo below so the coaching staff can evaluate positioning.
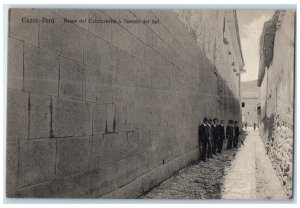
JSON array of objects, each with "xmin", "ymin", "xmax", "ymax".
[
  {"xmin": 6, "ymin": 141, "xmax": 18, "ymax": 193},
  {"xmin": 18, "ymin": 139, "xmax": 56, "ymax": 188},
  {"xmin": 106, "ymin": 103, "xmax": 115, "ymax": 133},
  {"xmin": 59, "ymin": 58, "xmax": 85, "ymax": 100},
  {"xmin": 115, "ymin": 49, "xmax": 133, "ymax": 87},
  {"xmin": 55, "ymin": 172, "xmax": 90, "ymax": 198},
  {"xmin": 84, "ymin": 33, "xmax": 111, "ymax": 67},
  {"xmin": 56, "ymin": 137, "xmax": 90, "ymax": 177},
  {"xmin": 144, "ymin": 45, "xmax": 161, "ymax": 69},
  {"xmin": 9, "ymin": 9, "xmax": 39, "ymax": 46},
  {"xmin": 29, "ymin": 94, "xmax": 51, "ymax": 139},
  {"xmin": 90, "ymin": 167, "xmax": 109, "ymax": 198},
  {"xmin": 7, "ymin": 90, "xmax": 28, "ymax": 140},
  {"xmin": 127, "ymin": 131, "xmax": 139, "ymax": 156},
  {"xmin": 88, "ymin": 10, "xmax": 111, "ymax": 42},
  {"xmin": 52, "ymin": 98, "xmax": 92, "ymax": 137},
  {"xmin": 126, "ymin": 156, "xmax": 141, "ymax": 183},
  {"xmin": 40, "ymin": 12, "xmax": 84, "ymax": 62},
  {"xmin": 112, "ymin": 23, "xmax": 135, "ymax": 55},
  {"xmin": 97, "ymin": 66, "xmax": 114, "ymax": 104},
  {"xmin": 24, "ymin": 45, "xmax": 59, "ymax": 96},
  {"xmin": 89, "ymin": 135, "xmax": 104, "ymax": 169},
  {"xmin": 15, "ymin": 181, "xmax": 56, "ymax": 198},
  {"xmin": 85, "ymin": 65, "xmax": 97, "ymax": 102},
  {"xmin": 106, "ymin": 159, "xmax": 128, "ymax": 191},
  {"xmin": 8, "ymin": 37, "xmax": 23, "ymax": 90},
  {"xmin": 114, "ymin": 102, "xmax": 127, "ymax": 132},
  {"xmin": 103, "ymin": 133, "xmax": 127, "ymax": 164},
  {"xmin": 92, "ymin": 104, "xmax": 106, "ymax": 135}
]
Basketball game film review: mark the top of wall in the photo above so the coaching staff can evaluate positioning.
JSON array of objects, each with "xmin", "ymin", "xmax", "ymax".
[{"xmin": 257, "ymin": 11, "xmax": 280, "ymax": 87}]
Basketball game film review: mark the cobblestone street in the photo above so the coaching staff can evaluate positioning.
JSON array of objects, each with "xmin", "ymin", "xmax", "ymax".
[{"xmin": 140, "ymin": 129, "xmax": 288, "ymax": 200}]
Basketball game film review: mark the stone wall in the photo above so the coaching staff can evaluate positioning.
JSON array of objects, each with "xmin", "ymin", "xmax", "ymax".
[
  {"xmin": 258, "ymin": 11, "xmax": 294, "ymax": 198},
  {"xmin": 241, "ymin": 80, "xmax": 259, "ymax": 125},
  {"xmin": 175, "ymin": 10, "xmax": 243, "ymax": 100},
  {"xmin": 7, "ymin": 9, "xmax": 242, "ymax": 198}
]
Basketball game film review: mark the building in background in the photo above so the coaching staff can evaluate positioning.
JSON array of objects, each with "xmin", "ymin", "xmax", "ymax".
[
  {"xmin": 241, "ymin": 80, "xmax": 259, "ymax": 127},
  {"xmin": 257, "ymin": 10, "xmax": 294, "ymax": 198}
]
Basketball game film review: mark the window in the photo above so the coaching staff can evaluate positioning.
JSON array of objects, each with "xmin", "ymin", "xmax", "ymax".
[{"xmin": 242, "ymin": 102, "xmax": 245, "ymax": 107}]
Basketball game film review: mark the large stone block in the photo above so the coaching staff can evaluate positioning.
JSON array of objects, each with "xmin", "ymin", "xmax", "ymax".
[
  {"xmin": 18, "ymin": 139, "xmax": 56, "ymax": 188},
  {"xmin": 55, "ymin": 172, "xmax": 90, "ymax": 198},
  {"xmin": 90, "ymin": 167, "xmax": 109, "ymax": 198},
  {"xmin": 127, "ymin": 131, "xmax": 139, "ymax": 156},
  {"xmin": 84, "ymin": 33, "xmax": 111, "ymax": 68},
  {"xmin": 106, "ymin": 159, "xmax": 128, "ymax": 191},
  {"xmin": 134, "ymin": 21, "xmax": 153, "ymax": 46},
  {"xmin": 40, "ymin": 11, "xmax": 84, "ymax": 62},
  {"xmin": 103, "ymin": 133, "xmax": 127, "ymax": 164},
  {"xmin": 106, "ymin": 103, "xmax": 116, "ymax": 133},
  {"xmin": 112, "ymin": 23, "xmax": 135, "ymax": 55},
  {"xmin": 88, "ymin": 10, "xmax": 111, "ymax": 42},
  {"xmin": 15, "ymin": 181, "xmax": 56, "ymax": 198},
  {"xmin": 104, "ymin": 176, "xmax": 144, "ymax": 199},
  {"xmin": 131, "ymin": 56, "xmax": 142, "ymax": 87},
  {"xmin": 115, "ymin": 102, "xmax": 127, "ymax": 132},
  {"xmin": 7, "ymin": 89, "xmax": 28, "ymax": 140},
  {"xmin": 6, "ymin": 141, "xmax": 18, "ymax": 193},
  {"xmin": 131, "ymin": 37, "xmax": 145, "ymax": 62},
  {"xmin": 85, "ymin": 65, "xmax": 97, "ymax": 102},
  {"xmin": 97, "ymin": 67, "xmax": 114, "ymax": 104},
  {"xmin": 29, "ymin": 94, "xmax": 51, "ymax": 139},
  {"xmin": 93, "ymin": 104, "xmax": 106, "ymax": 135},
  {"xmin": 52, "ymin": 98, "xmax": 92, "ymax": 137},
  {"xmin": 89, "ymin": 135, "xmax": 104, "ymax": 169},
  {"xmin": 8, "ymin": 37, "xmax": 23, "ymax": 90},
  {"xmin": 115, "ymin": 49, "xmax": 133, "ymax": 87},
  {"xmin": 126, "ymin": 156, "xmax": 141, "ymax": 183},
  {"xmin": 59, "ymin": 57, "xmax": 85, "ymax": 100},
  {"xmin": 9, "ymin": 9, "xmax": 39, "ymax": 46},
  {"xmin": 145, "ymin": 45, "xmax": 161, "ymax": 70},
  {"xmin": 24, "ymin": 44, "xmax": 59, "ymax": 96},
  {"xmin": 56, "ymin": 137, "xmax": 90, "ymax": 177}
]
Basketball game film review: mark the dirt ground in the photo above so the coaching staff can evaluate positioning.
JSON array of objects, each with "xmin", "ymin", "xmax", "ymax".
[
  {"xmin": 140, "ymin": 136, "xmax": 243, "ymax": 199},
  {"xmin": 140, "ymin": 129, "xmax": 288, "ymax": 200}
]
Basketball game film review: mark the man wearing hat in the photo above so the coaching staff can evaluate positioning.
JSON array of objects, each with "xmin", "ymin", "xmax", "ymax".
[
  {"xmin": 226, "ymin": 120, "xmax": 233, "ymax": 149},
  {"xmin": 233, "ymin": 121, "xmax": 240, "ymax": 148},
  {"xmin": 207, "ymin": 119, "xmax": 214, "ymax": 158},
  {"xmin": 198, "ymin": 118, "xmax": 209, "ymax": 162},
  {"xmin": 212, "ymin": 118, "xmax": 219, "ymax": 155},
  {"xmin": 217, "ymin": 120, "xmax": 225, "ymax": 153}
]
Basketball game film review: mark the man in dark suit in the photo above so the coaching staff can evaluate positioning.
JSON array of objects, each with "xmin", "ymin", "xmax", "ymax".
[
  {"xmin": 233, "ymin": 121, "xmax": 240, "ymax": 148},
  {"xmin": 198, "ymin": 118, "xmax": 208, "ymax": 162},
  {"xmin": 212, "ymin": 118, "xmax": 219, "ymax": 155},
  {"xmin": 226, "ymin": 120, "xmax": 233, "ymax": 149},
  {"xmin": 207, "ymin": 119, "xmax": 213, "ymax": 159},
  {"xmin": 217, "ymin": 120, "xmax": 225, "ymax": 153}
]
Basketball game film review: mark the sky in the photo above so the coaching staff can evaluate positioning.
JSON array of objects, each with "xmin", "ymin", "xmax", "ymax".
[{"xmin": 236, "ymin": 10, "xmax": 275, "ymax": 82}]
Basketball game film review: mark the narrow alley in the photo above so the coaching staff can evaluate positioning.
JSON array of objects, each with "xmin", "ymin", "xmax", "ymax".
[{"xmin": 140, "ymin": 129, "xmax": 288, "ymax": 200}]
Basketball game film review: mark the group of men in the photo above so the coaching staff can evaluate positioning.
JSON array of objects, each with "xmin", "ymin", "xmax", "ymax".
[{"xmin": 198, "ymin": 118, "xmax": 240, "ymax": 162}]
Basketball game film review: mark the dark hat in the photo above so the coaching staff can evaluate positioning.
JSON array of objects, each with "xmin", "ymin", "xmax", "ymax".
[{"xmin": 203, "ymin": 117, "xmax": 208, "ymax": 122}]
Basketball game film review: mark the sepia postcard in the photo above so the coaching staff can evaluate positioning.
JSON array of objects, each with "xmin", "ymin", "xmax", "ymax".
[{"xmin": 6, "ymin": 7, "xmax": 295, "ymax": 200}]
